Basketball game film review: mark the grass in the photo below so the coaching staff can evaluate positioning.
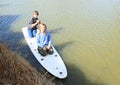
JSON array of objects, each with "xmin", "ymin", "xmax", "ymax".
[{"xmin": 0, "ymin": 42, "xmax": 56, "ymax": 85}]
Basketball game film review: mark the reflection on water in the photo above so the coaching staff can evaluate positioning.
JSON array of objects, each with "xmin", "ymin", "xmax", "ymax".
[{"xmin": 0, "ymin": 0, "xmax": 120, "ymax": 85}]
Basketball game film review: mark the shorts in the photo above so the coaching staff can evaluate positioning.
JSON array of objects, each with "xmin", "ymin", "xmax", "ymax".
[{"xmin": 37, "ymin": 46, "xmax": 54, "ymax": 56}]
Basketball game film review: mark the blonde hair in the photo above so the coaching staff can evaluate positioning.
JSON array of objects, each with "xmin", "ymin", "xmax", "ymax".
[
  {"xmin": 36, "ymin": 23, "xmax": 47, "ymax": 35},
  {"xmin": 40, "ymin": 23, "xmax": 47, "ymax": 30}
]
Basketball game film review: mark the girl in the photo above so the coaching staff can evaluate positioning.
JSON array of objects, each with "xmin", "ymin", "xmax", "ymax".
[{"xmin": 36, "ymin": 23, "xmax": 53, "ymax": 56}]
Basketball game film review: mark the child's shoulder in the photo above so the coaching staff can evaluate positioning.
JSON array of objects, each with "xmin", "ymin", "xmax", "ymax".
[
  {"xmin": 46, "ymin": 31, "xmax": 51, "ymax": 37},
  {"xmin": 46, "ymin": 31, "xmax": 51, "ymax": 34}
]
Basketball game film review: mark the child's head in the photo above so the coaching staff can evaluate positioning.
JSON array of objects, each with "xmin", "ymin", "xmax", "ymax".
[
  {"xmin": 38, "ymin": 23, "xmax": 47, "ymax": 33},
  {"xmin": 33, "ymin": 11, "xmax": 39, "ymax": 18}
]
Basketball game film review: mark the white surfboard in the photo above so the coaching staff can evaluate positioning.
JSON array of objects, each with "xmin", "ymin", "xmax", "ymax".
[{"xmin": 22, "ymin": 27, "xmax": 67, "ymax": 79}]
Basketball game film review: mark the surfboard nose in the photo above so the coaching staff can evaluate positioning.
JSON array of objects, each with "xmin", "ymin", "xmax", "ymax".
[{"xmin": 58, "ymin": 70, "xmax": 67, "ymax": 79}]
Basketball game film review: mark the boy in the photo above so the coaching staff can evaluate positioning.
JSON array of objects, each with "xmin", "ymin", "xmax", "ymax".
[
  {"xmin": 28, "ymin": 11, "xmax": 40, "ymax": 37},
  {"xmin": 37, "ymin": 23, "xmax": 53, "ymax": 56}
]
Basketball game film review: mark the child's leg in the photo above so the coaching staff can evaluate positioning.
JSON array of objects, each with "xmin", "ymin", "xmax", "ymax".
[
  {"xmin": 38, "ymin": 46, "xmax": 47, "ymax": 56},
  {"xmin": 28, "ymin": 28, "xmax": 33, "ymax": 38},
  {"xmin": 32, "ymin": 28, "xmax": 37, "ymax": 37},
  {"xmin": 47, "ymin": 46, "xmax": 54, "ymax": 55}
]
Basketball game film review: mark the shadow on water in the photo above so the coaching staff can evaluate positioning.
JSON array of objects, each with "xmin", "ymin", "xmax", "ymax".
[
  {"xmin": 0, "ymin": 15, "xmax": 105, "ymax": 85},
  {"xmin": 49, "ymin": 28, "xmax": 105, "ymax": 85},
  {"xmin": 54, "ymin": 41, "xmax": 73, "ymax": 56},
  {"xmin": 61, "ymin": 63, "xmax": 105, "ymax": 85},
  {"xmin": 50, "ymin": 27, "xmax": 63, "ymax": 34},
  {"xmin": 53, "ymin": 41, "xmax": 105, "ymax": 85}
]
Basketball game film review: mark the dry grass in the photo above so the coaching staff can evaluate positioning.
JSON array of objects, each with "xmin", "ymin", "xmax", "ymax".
[{"xmin": 0, "ymin": 43, "xmax": 42, "ymax": 85}]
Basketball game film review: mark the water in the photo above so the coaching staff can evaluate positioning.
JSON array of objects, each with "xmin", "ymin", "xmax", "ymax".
[{"xmin": 0, "ymin": 0, "xmax": 120, "ymax": 85}]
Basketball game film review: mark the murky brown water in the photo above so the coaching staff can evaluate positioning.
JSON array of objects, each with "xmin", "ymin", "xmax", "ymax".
[{"xmin": 0, "ymin": 0, "xmax": 120, "ymax": 85}]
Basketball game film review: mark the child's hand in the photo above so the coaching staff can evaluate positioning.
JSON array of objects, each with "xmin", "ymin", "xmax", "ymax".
[
  {"xmin": 43, "ymin": 47, "xmax": 47, "ymax": 51},
  {"xmin": 46, "ymin": 46, "xmax": 51, "ymax": 49},
  {"xmin": 36, "ymin": 20, "xmax": 40, "ymax": 24}
]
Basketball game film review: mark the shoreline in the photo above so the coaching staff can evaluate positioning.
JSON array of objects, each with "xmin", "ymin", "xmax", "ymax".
[{"xmin": 0, "ymin": 42, "xmax": 57, "ymax": 85}]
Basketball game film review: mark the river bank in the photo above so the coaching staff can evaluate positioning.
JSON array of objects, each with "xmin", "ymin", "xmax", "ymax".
[{"xmin": 0, "ymin": 42, "xmax": 57, "ymax": 85}]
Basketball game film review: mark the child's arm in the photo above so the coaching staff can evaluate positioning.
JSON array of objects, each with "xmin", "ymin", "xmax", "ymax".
[
  {"xmin": 36, "ymin": 35, "xmax": 41, "ymax": 47},
  {"xmin": 47, "ymin": 33, "xmax": 52, "ymax": 49},
  {"xmin": 30, "ymin": 20, "xmax": 40, "ymax": 28}
]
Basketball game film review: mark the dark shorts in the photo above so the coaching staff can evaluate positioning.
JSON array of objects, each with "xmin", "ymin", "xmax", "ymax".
[{"xmin": 37, "ymin": 46, "xmax": 54, "ymax": 56}]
